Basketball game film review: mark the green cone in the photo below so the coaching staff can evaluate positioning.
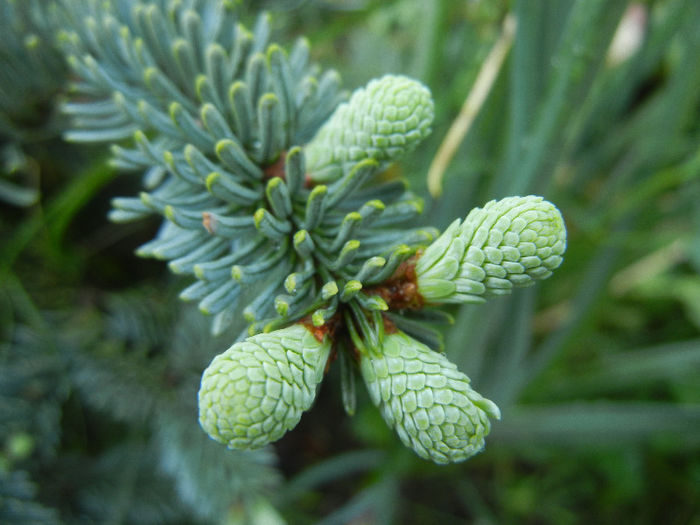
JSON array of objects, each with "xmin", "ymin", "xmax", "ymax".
[
  {"xmin": 359, "ymin": 330, "xmax": 500, "ymax": 464},
  {"xmin": 416, "ymin": 195, "xmax": 566, "ymax": 304},
  {"xmin": 305, "ymin": 74, "xmax": 434, "ymax": 182},
  {"xmin": 198, "ymin": 324, "xmax": 331, "ymax": 449}
]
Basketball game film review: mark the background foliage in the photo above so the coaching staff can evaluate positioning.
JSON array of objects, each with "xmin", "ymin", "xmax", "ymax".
[{"xmin": 1, "ymin": 0, "xmax": 699, "ymax": 524}]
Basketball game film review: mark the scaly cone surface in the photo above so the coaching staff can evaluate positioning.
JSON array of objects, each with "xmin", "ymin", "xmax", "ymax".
[
  {"xmin": 305, "ymin": 74, "xmax": 434, "ymax": 182},
  {"xmin": 359, "ymin": 330, "xmax": 500, "ymax": 464},
  {"xmin": 416, "ymin": 195, "xmax": 566, "ymax": 304},
  {"xmin": 198, "ymin": 323, "xmax": 331, "ymax": 449}
]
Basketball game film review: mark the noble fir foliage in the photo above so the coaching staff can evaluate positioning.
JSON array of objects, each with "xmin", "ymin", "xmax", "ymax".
[
  {"xmin": 0, "ymin": 0, "xmax": 65, "ymax": 138},
  {"xmin": 1, "ymin": 289, "xmax": 283, "ymax": 524},
  {"xmin": 0, "ymin": 0, "xmax": 67, "ymax": 208},
  {"xmin": 60, "ymin": 0, "xmax": 566, "ymax": 464}
]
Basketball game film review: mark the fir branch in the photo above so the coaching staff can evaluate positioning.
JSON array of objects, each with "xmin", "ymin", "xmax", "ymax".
[
  {"xmin": 0, "ymin": 0, "xmax": 67, "ymax": 140},
  {"xmin": 59, "ymin": 0, "xmax": 433, "ymax": 337},
  {"xmin": 0, "ymin": 470, "xmax": 60, "ymax": 525},
  {"xmin": 58, "ymin": 0, "xmax": 567, "ymax": 465}
]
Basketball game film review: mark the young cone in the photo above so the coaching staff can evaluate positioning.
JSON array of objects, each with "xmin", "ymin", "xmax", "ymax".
[
  {"xmin": 416, "ymin": 195, "xmax": 566, "ymax": 304},
  {"xmin": 359, "ymin": 330, "xmax": 500, "ymax": 464},
  {"xmin": 198, "ymin": 324, "xmax": 331, "ymax": 449},
  {"xmin": 305, "ymin": 74, "xmax": 434, "ymax": 182}
]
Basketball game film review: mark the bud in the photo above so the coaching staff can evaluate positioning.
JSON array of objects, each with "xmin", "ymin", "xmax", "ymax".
[
  {"xmin": 359, "ymin": 330, "xmax": 500, "ymax": 464},
  {"xmin": 305, "ymin": 75, "xmax": 434, "ymax": 182},
  {"xmin": 198, "ymin": 324, "xmax": 331, "ymax": 449},
  {"xmin": 416, "ymin": 195, "xmax": 566, "ymax": 303}
]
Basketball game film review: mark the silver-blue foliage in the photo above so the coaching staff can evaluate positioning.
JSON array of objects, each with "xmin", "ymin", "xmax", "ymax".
[
  {"xmin": 58, "ymin": 0, "xmax": 566, "ymax": 464},
  {"xmin": 60, "ymin": 0, "xmax": 437, "ymax": 339}
]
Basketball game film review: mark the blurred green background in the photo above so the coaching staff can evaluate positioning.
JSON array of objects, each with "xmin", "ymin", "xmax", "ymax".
[{"xmin": 2, "ymin": 0, "xmax": 699, "ymax": 523}]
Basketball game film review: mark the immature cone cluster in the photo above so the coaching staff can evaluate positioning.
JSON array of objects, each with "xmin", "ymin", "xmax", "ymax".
[
  {"xmin": 360, "ymin": 331, "xmax": 500, "ymax": 464},
  {"xmin": 416, "ymin": 195, "xmax": 566, "ymax": 304},
  {"xmin": 198, "ymin": 324, "xmax": 331, "ymax": 450},
  {"xmin": 305, "ymin": 74, "xmax": 434, "ymax": 182},
  {"xmin": 58, "ymin": 0, "xmax": 569, "ymax": 466}
]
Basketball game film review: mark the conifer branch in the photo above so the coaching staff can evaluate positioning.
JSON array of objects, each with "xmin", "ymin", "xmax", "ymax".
[{"xmin": 57, "ymin": 0, "xmax": 567, "ymax": 465}]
